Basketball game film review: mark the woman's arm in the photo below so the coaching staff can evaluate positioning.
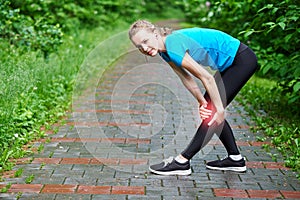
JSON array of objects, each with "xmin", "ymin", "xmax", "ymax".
[
  {"xmin": 168, "ymin": 61, "xmax": 207, "ymax": 106},
  {"xmin": 180, "ymin": 52, "xmax": 225, "ymax": 126}
]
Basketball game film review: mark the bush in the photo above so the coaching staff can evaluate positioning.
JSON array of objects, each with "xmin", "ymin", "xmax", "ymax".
[
  {"xmin": 1, "ymin": 0, "xmax": 113, "ymax": 57},
  {"xmin": 240, "ymin": 1, "xmax": 300, "ymax": 105},
  {"xmin": 0, "ymin": 0, "xmax": 182, "ymax": 57},
  {"xmin": 0, "ymin": 51, "xmax": 72, "ymax": 162},
  {"xmin": 0, "ymin": 0, "xmax": 63, "ymax": 58}
]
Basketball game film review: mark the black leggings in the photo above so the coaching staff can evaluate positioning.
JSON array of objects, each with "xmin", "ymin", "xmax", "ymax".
[{"xmin": 181, "ymin": 43, "xmax": 259, "ymax": 160}]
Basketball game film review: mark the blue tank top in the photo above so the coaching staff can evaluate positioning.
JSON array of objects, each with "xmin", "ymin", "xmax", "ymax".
[{"xmin": 159, "ymin": 28, "xmax": 240, "ymax": 72}]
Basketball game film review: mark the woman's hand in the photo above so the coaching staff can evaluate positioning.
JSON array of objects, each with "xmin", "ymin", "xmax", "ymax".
[
  {"xmin": 208, "ymin": 109, "xmax": 225, "ymax": 126},
  {"xmin": 199, "ymin": 104, "xmax": 212, "ymax": 120}
]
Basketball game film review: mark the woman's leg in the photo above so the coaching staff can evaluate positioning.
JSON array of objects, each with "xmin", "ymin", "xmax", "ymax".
[
  {"xmin": 181, "ymin": 43, "xmax": 259, "ymax": 160},
  {"xmin": 180, "ymin": 93, "xmax": 238, "ymax": 159}
]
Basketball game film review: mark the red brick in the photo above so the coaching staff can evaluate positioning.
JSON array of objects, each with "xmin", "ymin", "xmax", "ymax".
[
  {"xmin": 31, "ymin": 158, "xmax": 61, "ymax": 164},
  {"xmin": 8, "ymin": 184, "xmax": 43, "ymax": 193},
  {"xmin": 236, "ymin": 141, "xmax": 251, "ymax": 146},
  {"xmin": 86, "ymin": 99, "xmax": 153, "ymax": 105},
  {"xmin": 206, "ymin": 140, "xmax": 271, "ymax": 147},
  {"xmin": 119, "ymin": 158, "xmax": 148, "ymax": 165},
  {"xmin": 101, "ymin": 138, "xmax": 126, "ymax": 143},
  {"xmin": 247, "ymin": 161, "xmax": 265, "ymax": 169},
  {"xmin": 131, "ymin": 122, "xmax": 150, "ymax": 126},
  {"xmin": 249, "ymin": 141, "xmax": 272, "ymax": 146},
  {"xmin": 136, "ymin": 138, "xmax": 151, "ymax": 144},
  {"xmin": 60, "ymin": 158, "xmax": 91, "ymax": 164},
  {"xmin": 74, "ymin": 109, "xmax": 112, "ymax": 113},
  {"xmin": 108, "ymin": 122, "xmax": 151, "ymax": 127},
  {"xmin": 63, "ymin": 122, "xmax": 108, "ymax": 126},
  {"xmin": 77, "ymin": 185, "xmax": 111, "ymax": 194},
  {"xmin": 214, "ymin": 188, "xmax": 248, "ymax": 198},
  {"xmin": 75, "ymin": 138, "xmax": 100, "ymax": 142},
  {"xmin": 231, "ymin": 125, "xmax": 250, "ymax": 129},
  {"xmin": 90, "ymin": 158, "xmax": 119, "ymax": 165},
  {"xmin": 63, "ymin": 121, "xmax": 150, "ymax": 127},
  {"xmin": 42, "ymin": 184, "xmax": 77, "ymax": 194},
  {"xmin": 0, "ymin": 184, "xmax": 6, "ymax": 189},
  {"xmin": 264, "ymin": 162, "xmax": 290, "ymax": 170},
  {"xmin": 126, "ymin": 138, "xmax": 151, "ymax": 144},
  {"xmin": 37, "ymin": 138, "xmax": 47, "ymax": 142},
  {"xmin": 74, "ymin": 109, "xmax": 150, "ymax": 115},
  {"xmin": 22, "ymin": 144, "xmax": 33, "ymax": 151},
  {"xmin": 112, "ymin": 186, "xmax": 145, "ymax": 195},
  {"xmin": 248, "ymin": 189, "xmax": 282, "ymax": 198},
  {"xmin": 280, "ymin": 190, "xmax": 300, "ymax": 198},
  {"xmin": 11, "ymin": 157, "xmax": 32, "ymax": 165},
  {"xmin": 1, "ymin": 170, "xmax": 16, "ymax": 178},
  {"xmin": 50, "ymin": 138, "xmax": 76, "ymax": 142},
  {"xmin": 246, "ymin": 161, "xmax": 290, "ymax": 170},
  {"xmin": 38, "ymin": 137, "xmax": 151, "ymax": 144},
  {"xmin": 96, "ymin": 92, "xmax": 155, "ymax": 97},
  {"xmin": 45, "ymin": 130, "xmax": 55, "ymax": 135}
]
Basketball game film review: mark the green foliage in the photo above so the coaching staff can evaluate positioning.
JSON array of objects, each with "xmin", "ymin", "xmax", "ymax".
[
  {"xmin": 237, "ymin": 76, "xmax": 300, "ymax": 176},
  {"xmin": 14, "ymin": 168, "xmax": 23, "ymax": 178},
  {"xmin": 25, "ymin": 174, "xmax": 34, "ymax": 184},
  {"xmin": 0, "ymin": 183, "xmax": 11, "ymax": 193},
  {"xmin": 0, "ymin": 41, "xmax": 68, "ymax": 171},
  {"xmin": 0, "ymin": 0, "xmax": 63, "ymax": 58},
  {"xmin": 242, "ymin": 1, "xmax": 300, "ymax": 105},
  {"xmin": 0, "ymin": 0, "xmax": 181, "ymax": 57}
]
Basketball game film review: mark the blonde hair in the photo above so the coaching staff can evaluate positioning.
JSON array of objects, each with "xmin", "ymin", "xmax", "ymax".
[{"xmin": 128, "ymin": 20, "xmax": 173, "ymax": 40}]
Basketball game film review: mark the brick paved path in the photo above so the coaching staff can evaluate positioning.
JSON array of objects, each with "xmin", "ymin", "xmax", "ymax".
[{"xmin": 1, "ymin": 20, "xmax": 299, "ymax": 199}]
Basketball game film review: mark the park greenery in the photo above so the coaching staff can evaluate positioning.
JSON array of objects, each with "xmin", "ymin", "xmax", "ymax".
[
  {"xmin": 0, "ymin": 0, "xmax": 180, "ymax": 172},
  {"xmin": 0, "ymin": 0, "xmax": 299, "ymax": 177}
]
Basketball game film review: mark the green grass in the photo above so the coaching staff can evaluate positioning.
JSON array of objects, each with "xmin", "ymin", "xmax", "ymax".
[
  {"xmin": 237, "ymin": 75, "xmax": 300, "ymax": 177},
  {"xmin": 0, "ymin": 20, "xmax": 131, "ymax": 173}
]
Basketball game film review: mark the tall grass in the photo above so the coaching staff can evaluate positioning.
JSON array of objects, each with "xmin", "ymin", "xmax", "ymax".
[
  {"xmin": 0, "ymin": 21, "xmax": 130, "ymax": 172},
  {"xmin": 237, "ymin": 75, "xmax": 300, "ymax": 177}
]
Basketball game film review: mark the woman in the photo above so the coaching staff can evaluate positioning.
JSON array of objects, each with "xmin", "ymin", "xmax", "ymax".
[{"xmin": 128, "ymin": 20, "xmax": 259, "ymax": 175}]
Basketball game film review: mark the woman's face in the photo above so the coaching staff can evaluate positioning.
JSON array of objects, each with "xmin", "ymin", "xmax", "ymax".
[{"xmin": 131, "ymin": 29, "xmax": 162, "ymax": 57}]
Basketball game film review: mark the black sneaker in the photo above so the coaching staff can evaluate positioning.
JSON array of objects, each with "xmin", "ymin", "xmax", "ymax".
[
  {"xmin": 206, "ymin": 157, "xmax": 247, "ymax": 172},
  {"xmin": 149, "ymin": 157, "xmax": 192, "ymax": 175}
]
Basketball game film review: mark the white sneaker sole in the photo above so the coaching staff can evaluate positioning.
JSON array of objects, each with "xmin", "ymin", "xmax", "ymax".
[
  {"xmin": 206, "ymin": 165, "xmax": 247, "ymax": 172},
  {"xmin": 149, "ymin": 167, "xmax": 192, "ymax": 176}
]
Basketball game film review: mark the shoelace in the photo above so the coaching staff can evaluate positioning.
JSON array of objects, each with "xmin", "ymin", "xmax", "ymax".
[{"xmin": 163, "ymin": 156, "xmax": 174, "ymax": 167}]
